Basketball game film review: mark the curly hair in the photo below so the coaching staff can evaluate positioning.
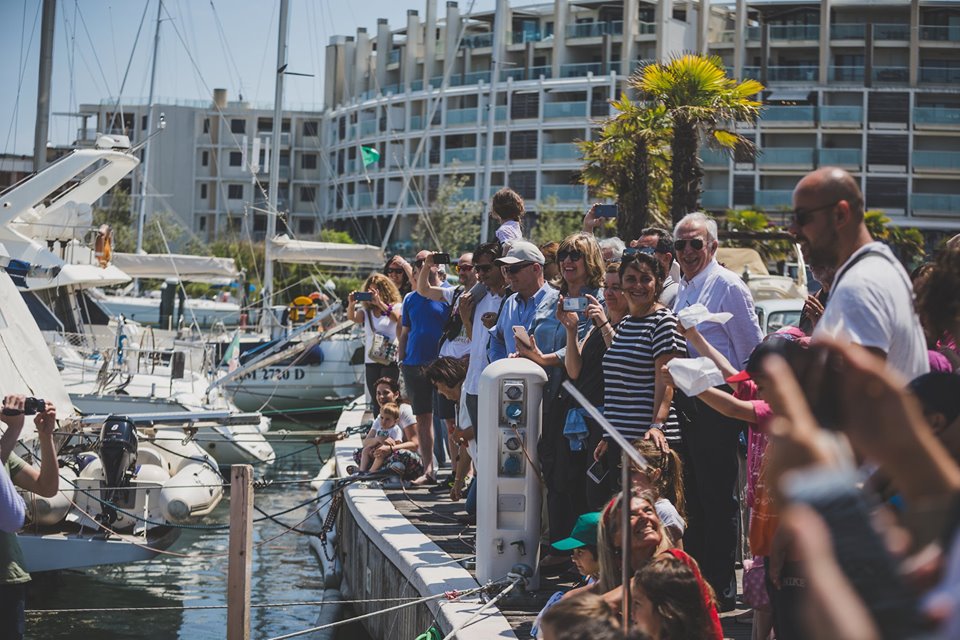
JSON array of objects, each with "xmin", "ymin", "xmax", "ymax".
[
  {"xmin": 916, "ymin": 248, "xmax": 960, "ymax": 342},
  {"xmin": 558, "ymin": 232, "xmax": 606, "ymax": 295},
  {"xmin": 596, "ymin": 489, "xmax": 672, "ymax": 594},
  {"xmin": 362, "ymin": 272, "xmax": 402, "ymax": 309},
  {"xmin": 632, "ymin": 555, "xmax": 714, "ymax": 639},
  {"xmin": 491, "ymin": 187, "xmax": 525, "ymax": 222}
]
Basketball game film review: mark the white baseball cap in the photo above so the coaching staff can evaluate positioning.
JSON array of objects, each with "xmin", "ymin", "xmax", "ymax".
[{"xmin": 495, "ymin": 241, "xmax": 545, "ymax": 266}]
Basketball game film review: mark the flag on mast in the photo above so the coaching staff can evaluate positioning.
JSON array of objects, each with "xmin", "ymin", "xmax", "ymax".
[{"xmin": 360, "ymin": 146, "xmax": 380, "ymax": 167}]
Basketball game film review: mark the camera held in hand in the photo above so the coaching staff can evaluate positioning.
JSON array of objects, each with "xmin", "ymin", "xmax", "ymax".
[{"xmin": 2, "ymin": 397, "xmax": 46, "ymax": 417}]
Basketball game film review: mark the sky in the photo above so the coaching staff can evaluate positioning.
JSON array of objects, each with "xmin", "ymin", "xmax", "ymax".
[{"xmin": 0, "ymin": 0, "xmax": 504, "ymax": 159}]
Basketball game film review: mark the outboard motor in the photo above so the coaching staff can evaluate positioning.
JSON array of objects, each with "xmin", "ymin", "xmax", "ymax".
[{"xmin": 97, "ymin": 415, "xmax": 138, "ymax": 524}]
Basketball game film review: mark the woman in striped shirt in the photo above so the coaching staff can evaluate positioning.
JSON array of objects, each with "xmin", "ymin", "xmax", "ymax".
[{"xmin": 596, "ymin": 251, "xmax": 686, "ymax": 460}]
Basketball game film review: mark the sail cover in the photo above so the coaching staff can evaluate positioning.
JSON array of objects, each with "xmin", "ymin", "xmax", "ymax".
[
  {"xmin": 269, "ymin": 235, "xmax": 385, "ymax": 269},
  {"xmin": 111, "ymin": 253, "xmax": 240, "ymax": 283}
]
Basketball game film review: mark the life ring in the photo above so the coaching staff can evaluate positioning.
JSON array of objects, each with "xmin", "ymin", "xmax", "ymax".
[
  {"xmin": 288, "ymin": 296, "xmax": 316, "ymax": 323},
  {"xmin": 94, "ymin": 225, "xmax": 112, "ymax": 267}
]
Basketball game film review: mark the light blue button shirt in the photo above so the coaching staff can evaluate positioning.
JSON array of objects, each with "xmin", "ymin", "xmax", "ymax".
[{"xmin": 487, "ymin": 282, "xmax": 560, "ymax": 362}]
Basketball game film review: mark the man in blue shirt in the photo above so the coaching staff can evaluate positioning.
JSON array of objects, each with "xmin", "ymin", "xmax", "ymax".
[
  {"xmin": 399, "ymin": 250, "xmax": 450, "ymax": 485},
  {"xmin": 488, "ymin": 241, "xmax": 560, "ymax": 362}
]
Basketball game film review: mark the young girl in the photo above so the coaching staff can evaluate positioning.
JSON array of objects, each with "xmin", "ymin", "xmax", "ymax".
[
  {"xmin": 352, "ymin": 403, "xmax": 404, "ymax": 474},
  {"xmin": 490, "ymin": 187, "xmax": 524, "ymax": 247},
  {"xmin": 630, "ymin": 439, "xmax": 686, "ymax": 547},
  {"xmin": 630, "ymin": 554, "xmax": 718, "ymax": 639}
]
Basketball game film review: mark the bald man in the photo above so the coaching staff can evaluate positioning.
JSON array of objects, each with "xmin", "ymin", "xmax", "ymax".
[{"xmin": 790, "ymin": 167, "xmax": 928, "ymax": 381}]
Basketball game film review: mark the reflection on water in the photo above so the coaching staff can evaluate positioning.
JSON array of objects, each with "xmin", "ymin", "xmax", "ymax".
[{"xmin": 28, "ymin": 420, "xmax": 336, "ymax": 640}]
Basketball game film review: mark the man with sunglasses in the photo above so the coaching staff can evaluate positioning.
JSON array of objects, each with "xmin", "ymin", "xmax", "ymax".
[
  {"xmin": 487, "ymin": 241, "xmax": 559, "ymax": 362},
  {"xmin": 455, "ymin": 253, "xmax": 478, "ymax": 289},
  {"xmin": 672, "ymin": 211, "xmax": 763, "ymax": 611},
  {"xmin": 790, "ymin": 167, "xmax": 928, "ymax": 381}
]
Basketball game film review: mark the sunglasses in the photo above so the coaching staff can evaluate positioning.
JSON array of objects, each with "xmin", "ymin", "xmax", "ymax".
[
  {"xmin": 454, "ymin": 264, "xmax": 474, "ymax": 273},
  {"xmin": 475, "ymin": 264, "xmax": 495, "ymax": 273},
  {"xmin": 504, "ymin": 262, "xmax": 534, "ymax": 275},
  {"xmin": 385, "ymin": 268, "xmax": 405, "ymax": 275},
  {"xmin": 623, "ymin": 246, "xmax": 656, "ymax": 257},
  {"xmin": 673, "ymin": 238, "xmax": 705, "ymax": 252},
  {"xmin": 557, "ymin": 249, "xmax": 584, "ymax": 263},
  {"xmin": 792, "ymin": 199, "xmax": 843, "ymax": 227},
  {"xmin": 414, "ymin": 259, "xmax": 425, "ymax": 269}
]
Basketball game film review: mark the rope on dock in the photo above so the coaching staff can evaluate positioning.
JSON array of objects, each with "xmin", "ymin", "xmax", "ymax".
[
  {"xmin": 440, "ymin": 574, "xmax": 526, "ymax": 640},
  {"xmin": 25, "ymin": 596, "xmax": 457, "ymax": 615}
]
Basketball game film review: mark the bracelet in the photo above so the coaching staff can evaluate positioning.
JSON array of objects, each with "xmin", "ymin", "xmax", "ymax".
[{"xmin": 598, "ymin": 320, "xmax": 610, "ymax": 328}]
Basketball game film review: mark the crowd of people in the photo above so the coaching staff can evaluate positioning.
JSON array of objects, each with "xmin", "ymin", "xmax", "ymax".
[{"xmin": 343, "ymin": 171, "xmax": 960, "ymax": 638}]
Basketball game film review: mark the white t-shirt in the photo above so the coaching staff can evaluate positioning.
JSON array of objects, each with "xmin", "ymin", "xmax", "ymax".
[
  {"xmin": 360, "ymin": 303, "xmax": 402, "ymax": 365},
  {"xmin": 496, "ymin": 220, "xmax": 522, "ymax": 245},
  {"xmin": 814, "ymin": 242, "xmax": 929, "ymax": 382},
  {"xmin": 457, "ymin": 399, "xmax": 479, "ymax": 462},
  {"xmin": 367, "ymin": 423, "xmax": 403, "ymax": 442},
  {"xmin": 656, "ymin": 498, "xmax": 685, "ymax": 540},
  {"xmin": 439, "ymin": 287, "xmax": 472, "ymax": 359},
  {"xmin": 372, "ymin": 402, "xmax": 416, "ymax": 440},
  {"xmin": 464, "ymin": 289, "xmax": 504, "ymax": 395}
]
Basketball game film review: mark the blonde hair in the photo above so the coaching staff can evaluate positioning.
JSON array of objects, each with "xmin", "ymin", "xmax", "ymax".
[
  {"xmin": 380, "ymin": 402, "xmax": 400, "ymax": 420},
  {"xmin": 596, "ymin": 489, "xmax": 673, "ymax": 594},
  {"xmin": 558, "ymin": 232, "xmax": 605, "ymax": 295},
  {"xmin": 632, "ymin": 438, "xmax": 686, "ymax": 520},
  {"xmin": 361, "ymin": 273, "xmax": 402, "ymax": 310}
]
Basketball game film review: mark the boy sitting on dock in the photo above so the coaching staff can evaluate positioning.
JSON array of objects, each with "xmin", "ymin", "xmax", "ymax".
[{"xmin": 352, "ymin": 403, "xmax": 404, "ymax": 475}]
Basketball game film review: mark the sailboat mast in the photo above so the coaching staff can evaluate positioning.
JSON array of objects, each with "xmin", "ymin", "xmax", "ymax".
[
  {"xmin": 263, "ymin": 0, "xmax": 290, "ymax": 313},
  {"xmin": 135, "ymin": 0, "xmax": 164, "ymax": 256},
  {"xmin": 480, "ymin": 0, "xmax": 506, "ymax": 243},
  {"xmin": 33, "ymin": 0, "xmax": 56, "ymax": 172}
]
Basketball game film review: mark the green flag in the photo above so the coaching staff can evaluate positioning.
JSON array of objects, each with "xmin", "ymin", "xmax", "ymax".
[{"xmin": 360, "ymin": 146, "xmax": 380, "ymax": 167}]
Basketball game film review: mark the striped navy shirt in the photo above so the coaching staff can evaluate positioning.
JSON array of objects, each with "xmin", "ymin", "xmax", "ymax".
[{"xmin": 602, "ymin": 308, "xmax": 687, "ymax": 443}]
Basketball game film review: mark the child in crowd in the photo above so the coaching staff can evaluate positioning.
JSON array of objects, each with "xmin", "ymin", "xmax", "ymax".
[
  {"xmin": 490, "ymin": 187, "xmax": 524, "ymax": 247},
  {"xmin": 630, "ymin": 554, "xmax": 717, "ymax": 639},
  {"xmin": 552, "ymin": 512, "xmax": 601, "ymax": 597},
  {"xmin": 353, "ymin": 403, "xmax": 404, "ymax": 474},
  {"xmin": 630, "ymin": 439, "xmax": 686, "ymax": 547},
  {"xmin": 534, "ymin": 592, "xmax": 618, "ymax": 640}
]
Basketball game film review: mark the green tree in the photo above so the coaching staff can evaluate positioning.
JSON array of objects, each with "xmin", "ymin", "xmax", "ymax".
[
  {"xmin": 530, "ymin": 196, "xmax": 584, "ymax": 244},
  {"xmin": 719, "ymin": 209, "xmax": 793, "ymax": 263},
  {"xmin": 634, "ymin": 54, "xmax": 763, "ymax": 224},
  {"xmin": 411, "ymin": 175, "xmax": 482, "ymax": 255},
  {"xmin": 865, "ymin": 210, "xmax": 925, "ymax": 268},
  {"xmin": 317, "ymin": 228, "xmax": 355, "ymax": 244},
  {"xmin": 579, "ymin": 96, "xmax": 671, "ymax": 240}
]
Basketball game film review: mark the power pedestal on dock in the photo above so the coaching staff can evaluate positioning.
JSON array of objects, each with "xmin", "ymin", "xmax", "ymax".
[{"xmin": 476, "ymin": 358, "xmax": 546, "ymax": 591}]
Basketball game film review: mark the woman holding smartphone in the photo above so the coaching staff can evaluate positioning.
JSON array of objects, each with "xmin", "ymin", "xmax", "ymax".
[{"xmin": 348, "ymin": 273, "xmax": 403, "ymax": 414}]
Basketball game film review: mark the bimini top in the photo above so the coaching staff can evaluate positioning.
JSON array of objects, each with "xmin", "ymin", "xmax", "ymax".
[
  {"xmin": 111, "ymin": 252, "xmax": 240, "ymax": 283},
  {"xmin": 269, "ymin": 234, "xmax": 385, "ymax": 269}
]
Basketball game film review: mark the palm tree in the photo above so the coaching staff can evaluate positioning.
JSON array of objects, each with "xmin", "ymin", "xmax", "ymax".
[
  {"xmin": 634, "ymin": 54, "xmax": 763, "ymax": 224},
  {"xmin": 579, "ymin": 95, "xmax": 671, "ymax": 242}
]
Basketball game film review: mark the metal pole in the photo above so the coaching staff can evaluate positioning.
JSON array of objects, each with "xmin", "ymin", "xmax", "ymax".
[
  {"xmin": 480, "ymin": 0, "xmax": 507, "ymax": 243},
  {"xmin": 135, "ymin": 0, "xmax": 163, "ymax": 258},
  {"xmin": 263, "ymin": 0, "xmax": 290, "ymax": 313},
  {"xmin": 621, "ymin": 450, "xmax": 632, "ymax": 630},
  {"xmin": 227, "ymin": 465, "xmax": 254, "ymax": 640},
  {"xmin": 33, "ymin": 0, "xmax": 56, "ymax": 172}
]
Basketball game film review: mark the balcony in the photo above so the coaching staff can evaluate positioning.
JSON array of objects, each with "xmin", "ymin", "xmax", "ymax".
[
  {"xmin": 493, "ymin": 146, "xmax": 506, "ymax": 161},
  {"xmin": 874, "ymin": 24, "xmax": 910, "ymax": 41},
  {"xmin": 463, "ymin": 32, "xmax": 494, "ymax": 49},
  {"xmin": 410, "ymin": 79, "xmax": 423, "ymax": 92},
  {"xmin": 819, "ymin": 148, "xmax": 862, "ymax": 168},
  {"xmin": 828, "ymin": 66, "xmax": 865, "ymax": 82},
  {"xmin": 388, "ymin": 49, "xmax": 401, "ymax": 65},
  {"xmin": 382, "ymin": 83, "xmax": 400, "ymax": 95},
  {"xmin": 410, "ymin": 115, "xmax": 423, "ymax": 130},
  {"xmin": 463, "ymin": 70, "xmax": 492, "ymax": 85},
  {"xmin": 428, "ymin": 76, "xmax": 444, "ymax": 89},
  {"xmin": 453, "ymin": 187, "xmax": 478, "ymax": 201},
  {"xmin": 529, "ymin": 65, "xmax": 553, "ymax": 79},
  {"xmin": 638, "ymin": 22, "xmax": 656, "ymax": 36},
  {"xmin": 831, "ymin": 24, "xmax": 865, "ymax": 40},
  {"xmin": 769, "ymin": 25, "xmax": 820, "ymax": 41},
  {"xmin": 444, "ymin": 148, "xmax": 478, "ymax": 164},
  {"xmin": 913, "ymin": 194, "xmax": 960, "ymax": 213},
  {"xmin": 560, "ymin": 62, "xmax": 605, "ymax": 77},
  {"xmin": 767, "ymin": 66, "xmax": 819, "ymax": 82},
  {"xmin": 702, "ymin": 190, "xmax": 730, "ymax": 208},
  {"xmin": 762, "ymin": 106, "xmax": 815, "ymax": 125},
  {"xmin": 701, "ymin": 148, "xmax": 729, "ymax": 167},
  {"xmin": 913, "ymin": 151, "xmax": 960, "ymax": 172},
  {"xmin": 542, "ymin": 142, "xmax": 581, "ymax": 162},
  {"xmin": 754, "ymin": 190, "xmax": 794, "ymax": 208},
  {"xmin": 501, "ymin": 68, "xmax": 526, "ymax": 82},
  {"xmin": 512, "ymin": 30, "xmax": 542, "ymax": 44},
  {"xmin": 544, "ymin": 102, "xmax": 588, "ymax": 119},
  {"xmin": 821, "ymin": 106, "xmax": 863, "ymax": 126},
  {"xmin": 359, "ymin": 120, "xmax": 378, "ymax": 137},
  {"xmin": 746, "ymin": 26, "xmax": 762, "ymax": 41},
  {"xmin": 566, "ymin": 21, "xmax": 622, "ymax": 39},
  {"xmin": 447, "ymin": 108, "xmax": 479, "ymax": 126},
  {"xmin": 357, "ymin": 193, "xmax": 374, "ymax": 209},
  {"xmin": 919, "ymin": 25, "xmax": 960, "ymax": 42},
  {"xmin": 914, "ymin": 107, "xmax": 960, "ymax": 127},
  {"xmin": 873, "ymin": 67, "xmax": 909, "ymax": 83},
  {"xmin": 757, "ymin": 148, "xmax": 816, "ymax": 169},
  {"xmin": 541, "ymin": 184, "xmax": 587, "ymax": 202},
  {"xmin": 495, "ymin": 105, "xmax": 508, "ymax": 121},
  {"xmin": 920, "ymin": 67, "xmax": 960, "ymax": 83}
]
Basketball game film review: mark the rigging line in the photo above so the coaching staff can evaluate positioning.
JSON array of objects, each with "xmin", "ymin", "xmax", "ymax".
[
  {"xmin": 2, "ymin": 0, "xmax": 42, "ymax": 161},
  {"xmin": 27, "ymin": 596, "xmax": 463, "ymax": 615},
  {"xmin": 209, "ymin": 0, "xmax": 244, "ymax": 97},
  {"xmin": 307, "ymin": 137, "xmax": 371, "ymax": 245},
  {"xmin": 107, "ymin": 0, "xmax": 152, "ymax": 140},
  {"xmin": 252, "ymin": 0, "xmax": 279, "ymax": 103},
  {"xmin": 75, "ymin": 3, "xmax": 116, "ymax": 97},
  {"xmin": 107, "ymin": 3, "xmax": 121, "ymax": 89}
]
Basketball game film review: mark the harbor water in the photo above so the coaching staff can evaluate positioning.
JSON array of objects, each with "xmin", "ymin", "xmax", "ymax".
[{"xmin": 27, "ymin": 420, "xmax": 357, "ymax": 640}]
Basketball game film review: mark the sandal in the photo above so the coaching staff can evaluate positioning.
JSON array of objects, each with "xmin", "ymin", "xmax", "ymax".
[{"xmin": 408, "ymin": 473, "xmax": 437, "ymax": 486}]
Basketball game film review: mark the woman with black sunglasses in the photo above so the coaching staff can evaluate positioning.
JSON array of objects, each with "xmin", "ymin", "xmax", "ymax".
[{"xmin": 383, "ymin": 255, "xmax": 413, "ymax": 296}]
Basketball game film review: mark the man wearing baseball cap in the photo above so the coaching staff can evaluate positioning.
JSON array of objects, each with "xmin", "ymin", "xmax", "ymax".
[{"xmin": 487, "ymin": 241, "xmax": 560, "ymax": 362}]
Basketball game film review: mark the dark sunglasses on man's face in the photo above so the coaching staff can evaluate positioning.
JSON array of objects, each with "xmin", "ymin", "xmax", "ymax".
[
  {"xmin": 792, "ymin": 200, "xmax": 843, "ymax": 228},
  {"xmin": 504, "ymin": 262, "xmax": 533, "ymax": 275},
  {"xmin": 454, "ymin": 264, "xmax": 474, "ymax": 273},
  {"xmin": 475, "ymin": 263, "xmax": 495, "ymax": 273},
  {"xmin": 557, "ymin": 249, "xmax": 584, "ymax": 263},
  {"xmin": 414, "ymin": 260, "xmax": 425, "ymax": 269},
  {"xmin": 674, "ymin": 238, "xmax": 705, "ymax": 252}
]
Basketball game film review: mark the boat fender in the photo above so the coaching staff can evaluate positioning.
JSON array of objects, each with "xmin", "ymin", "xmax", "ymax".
[
  {"xmin": 26, "ymin": 466, "xmax": 77, "ymax": 526},
  {"xmin": 160, "ymin": 461, "xmax": 224, "ymax": 521}
]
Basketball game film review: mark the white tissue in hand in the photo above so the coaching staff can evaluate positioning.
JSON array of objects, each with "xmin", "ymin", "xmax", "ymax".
[
  {"xmin": 677, "ymin": 303, "xmax": 733, "ymax": 328},
  {"xmin": 666, "ymin": 357, "xmax": 726, "ymax": 396}
]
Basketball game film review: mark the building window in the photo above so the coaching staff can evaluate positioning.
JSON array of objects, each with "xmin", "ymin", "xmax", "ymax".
[
  {"xmin": 510, "ymin": 130, "xmax": 539, "ymax": 159},
  {"xmin": 227, "ymin": 184, "xmax": 244, "ymax": 200},
  {"xmin": 301, "ymin": 153, "xmax": 318, "ymax": 170},
  {"xmin": 203, "ymin": 118, "xmax": 210, "ymax": 134},
  {"xmin": 142, "ymin": 115, "xmax": 148, "ymax": 130},
  {"xmin": 303, "ymin": 120, "xmax": 319, "ymax": 137},
  {"xmin": 253, "ymin": 214, "xmax": 267, "ymax": 232},
  {"xmin": 201, "ymin": 151, "xmax": 209, "ymax": 167},
  {"xmin": 298, "ymin": 218, "xmax": 315, "ymax": 235},
  {"xmin": 300, "ymin": 187, "xmax": 316, "ymax": 202},
  {"xmin": 229, "ymin": 151, "xmax": 243, "ymax": 167},
  {"xmin": 231, "ymin": 119, "xmax": 246, "ymax": 134},
  {"xmin": 199, "ymin": 216, "xmax": 207, "ymax": 231},
  {"xmin": 258, "ymin": 117, "xmax": 273, "ymax": 132},
  {"xmin": 200, "ymin": 183, "xmax": 208, "ymax": 199}
]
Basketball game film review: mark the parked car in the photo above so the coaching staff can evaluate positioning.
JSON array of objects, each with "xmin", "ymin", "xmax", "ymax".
[{"xmin": 755, "ymin": 298, "xmax": 804, "ymax": 335}]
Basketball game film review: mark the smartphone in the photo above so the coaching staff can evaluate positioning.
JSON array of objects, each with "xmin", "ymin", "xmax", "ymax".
[
  {"xmin": 783, "ymin": 468, "xmax": 920, "ymax": 635},
  {"xmin": 563, "ymin": 297, "xmax": 587, "ymax": 312},
  {"xmin": 433, "ymin": 252, "xmax": 451, "ymax": 264},
  {"xmin": 586, "ymin": 458, "xmax": 609, "ymax": 484},
  {"xmin": 512, "ymin": 325, "xmax": 532, "ymax": 349},
  {"xmin": 594, "ymin": 203, "xmax": 619, "ymax": 219},
  {"xmin": 354, "ymin": 291, "xmax": 373, "ymax": 302}
]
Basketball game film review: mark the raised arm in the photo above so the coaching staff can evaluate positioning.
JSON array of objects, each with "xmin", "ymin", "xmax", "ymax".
[
  {"xmin": 12, "ymin": 402, "xmax": 60, "ymax": 498},
  {"xmin": 416, "ymin": 253, "xmax": 447, "ymax": 302}
]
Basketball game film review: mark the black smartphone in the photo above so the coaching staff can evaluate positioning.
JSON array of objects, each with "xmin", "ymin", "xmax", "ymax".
[
  {"xmin": 433, "ymin": 252, "xmax": 451, "ymax": 264},
  {"xmin": 594, "ymin": 204, "xmax": 618, "ymax": 219},
  {"xmin": 783, "ymin": 469, "xmax": 920, "ymax": 635},
  {"xmin": 354, "ymin": 291, "xmax": 373, "ymax": 302},
  {"xmin": 586, "ymin": 458, "xmax": 609, "ymax": 484}
]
